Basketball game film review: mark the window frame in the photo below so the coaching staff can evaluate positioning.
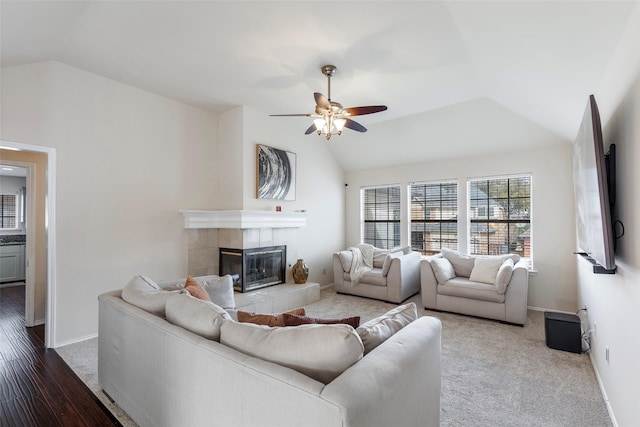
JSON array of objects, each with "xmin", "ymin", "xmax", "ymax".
[
  {"xmin": 409, "ymin": 180, "xmax": 458, "ymax": 256},
  {"xmin": 467, "ymin": 174, "xmax": 532, "ymax": 263},
  {"xmin": 361, "ymin": 184, "xmax": 402, "ymax": 250},
  {"xmin": 0, "ymin": 193, "xmax": 19, "ymax": 230}
]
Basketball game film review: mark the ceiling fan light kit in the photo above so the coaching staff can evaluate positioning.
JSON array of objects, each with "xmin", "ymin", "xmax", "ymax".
[{"xmin": 270, "ymin": 65, "xmax": 388, "ymax": 140}]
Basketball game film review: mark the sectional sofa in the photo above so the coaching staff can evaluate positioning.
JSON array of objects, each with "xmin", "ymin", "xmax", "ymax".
[{"xmin": 98, "ymin": 276, "xmax": 442, "ymax": 427}]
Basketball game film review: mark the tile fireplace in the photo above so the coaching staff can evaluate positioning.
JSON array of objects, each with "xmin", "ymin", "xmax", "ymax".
[{"xmin": 182, "ymin": 210, "xmax": 307, "ymax": 286}]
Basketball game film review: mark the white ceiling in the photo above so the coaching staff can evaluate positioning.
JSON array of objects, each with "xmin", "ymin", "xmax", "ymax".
[{"xmin": 2, "ymin": 1, "xmax": 637, "ymax": 171}]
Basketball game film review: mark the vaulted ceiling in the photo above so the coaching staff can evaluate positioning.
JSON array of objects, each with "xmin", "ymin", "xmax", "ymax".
[{"xmin": 2, "ymin": 1, "xmax": 637, "ymax": 171}]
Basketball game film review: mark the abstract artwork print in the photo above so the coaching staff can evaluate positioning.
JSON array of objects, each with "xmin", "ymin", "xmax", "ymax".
[{"xmin": 256, "ymin": 144, "xmax": 296, "ymax": 200}]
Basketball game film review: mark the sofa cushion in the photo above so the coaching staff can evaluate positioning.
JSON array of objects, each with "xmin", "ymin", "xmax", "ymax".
[
  {"xmin": 495, "ymin": 258, "xmax": 515, "ymax": 294},
  {"xmin": 359, "ymin": 269, "xmax": 387, "ymax": 287},
  {"xmin": 237, "ymin": 307, "xmax": 306, "ymax": 327},
  {"xmin": 165, "ymin": 293, "xmax": 231, "ymax": 341},
  {"xmin": 469, "ymin": 257, "xmax": 505, "ymax": 285},
  {"xmin": 220, "ymin": 321, "xmax": 364, "ymax": 384},
  {"xmin": 430, "ymin": 257, "xmax": 456, "ymax": 284},
  {"xmin": 121, "ymin": 275, "xmax": 184, "ymax": 317},
  {"xmin": 372, "ymin": 246, "xmax": 410, "ymax": 269},
  {"xmin": 202, "ymin": 275, "xmax": 235, "ymax": 309},
  {"xmin": 356, "ymin": 302, "xmax": 418, "ymax": 354},
  {"xmin": 282, "ymin": 313, "xmax": 360, "ymax": 328},
  {"xmin": 338, "ymin": 251, "xmax": 353, "ymax": 273},
  {"xmin": 184, "ymin": 276, "xmax": 212, "ymax": 302},
  {"xmin": 381, "ymin": 251, "xmax": 403, "ymax": 276},
  {"xmin": 441, "ymin": 248, "xmax": 476, "ymax": 278},
  {"xmin": 437, "ymin": 278, "xmax": 505, "ymax": 303}
]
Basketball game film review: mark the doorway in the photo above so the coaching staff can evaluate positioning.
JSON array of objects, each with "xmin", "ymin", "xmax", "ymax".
[
  {"xmin": 0, "ymin": 164, "xmax": 30, "ymax": 325},
  {"xmin": 0, "ymin": 141, "xmax": 56, "ymax": 348}
]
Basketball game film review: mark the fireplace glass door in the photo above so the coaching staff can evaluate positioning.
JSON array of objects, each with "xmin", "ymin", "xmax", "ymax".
[{"xmin": 219, "ymin": 245, "xmax": 286, "ymax": 292}]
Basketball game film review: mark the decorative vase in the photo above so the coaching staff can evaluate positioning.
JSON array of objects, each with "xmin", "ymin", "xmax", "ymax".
[{"xmin": 292, "ymin": 259, "xmax": 309, "ymax": 284}]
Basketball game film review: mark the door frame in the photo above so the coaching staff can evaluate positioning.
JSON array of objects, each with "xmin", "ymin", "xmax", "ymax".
[
  {"xmin": 0, "ymin": 140, "xmax": 57, "ymax": 348},
  {"xmin": 1, "ymin": 160, "xmax": 36, "ymax": 326}
]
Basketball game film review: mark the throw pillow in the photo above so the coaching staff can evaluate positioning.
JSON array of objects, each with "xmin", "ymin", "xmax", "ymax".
[
  {"xmin": 469, "ymin": 257, "xmax": 505, "ymax": 285},
  {"xmin": 441, "ymin": 248, "xmax": 476, "ymax": 277},
  {"xmin": 184, "ymin": 276, "xmax": 212, "ymax": 302},
  {"xmin": 495, "ymin": 258, "xmax": 515, "ymax": 294},
  {"xmin": 121, "ymin": 275, "xmax": 184, "ymax": 317},
  {"xmin": 202, "ymin": 275, "xmax": 235, "ymax": 309},
  {"xmin": 282, "ymin": 313, "xmax": 361, "ymax": 328},
  {"xmin": 237, "ymin": 307, "xmax": 306, "ymax": 327},
  {"xmin": 165, "ymin": 293, "xmax": 231, "ymax": 341},
  {"xmin": 338, "ymin": 251, "xmax": 353, "ymax": 273},
  {"xmin": 220, "ymin": 321, "xmax": 364, "ymax": 384},
  {"xmin": 372, "ymin": 247, "xmax": 389, "ymax": 268},
  {"xmin": 430, "ymin": 257, "xmax": 456, "ymax": 284},
  {"xmin": 381, "ymin": 251, "xmax": 403, "ymax": 276},
  {"xmin": 356, "ymin": 302, "xmax": 418, "ymax": 354}
]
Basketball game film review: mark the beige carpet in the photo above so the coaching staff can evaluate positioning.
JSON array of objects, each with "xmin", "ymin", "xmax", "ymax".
[{"xmin": 57, "ymin": 288, "xmax": 612, "ymax": 427}]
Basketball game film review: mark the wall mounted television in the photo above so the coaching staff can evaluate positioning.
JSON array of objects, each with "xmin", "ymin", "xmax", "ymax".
[{"xmin": 572, "ymin": 94, "xmax": 620, "ymax": 274}]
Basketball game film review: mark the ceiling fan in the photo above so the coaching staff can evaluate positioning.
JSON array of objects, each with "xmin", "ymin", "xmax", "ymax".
[{"xmin": 270, "ymin": 65, "xmax": 388, "ymax": 140}]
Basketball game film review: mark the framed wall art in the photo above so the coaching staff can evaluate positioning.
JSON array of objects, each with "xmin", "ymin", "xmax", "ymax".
[{"xmin": 256, "ymin": 144, "xmax": 296, "ymax": 201}]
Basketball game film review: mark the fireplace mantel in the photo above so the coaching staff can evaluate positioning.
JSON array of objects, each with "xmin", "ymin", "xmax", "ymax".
[{"xmin": 180, "ymin": 210, "xmax": 307, "ymax": 229}]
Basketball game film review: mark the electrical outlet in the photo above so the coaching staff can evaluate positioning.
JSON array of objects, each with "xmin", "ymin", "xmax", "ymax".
[
  {"xmin": 321, "ymin": 267, "xmax": 327, "ymax": 275},
  {"xmin": 593, "ymin": 323, "xmax": 597, "ymax": 337},
  {"xmin": 605, "ymin": 346, "xmax": 610, "ymax": 364}
]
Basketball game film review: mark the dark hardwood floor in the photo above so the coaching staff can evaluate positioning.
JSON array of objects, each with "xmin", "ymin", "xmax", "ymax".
[{"xmin": 0, "ymin": 285, "xmax": 121, "ymax": 427}]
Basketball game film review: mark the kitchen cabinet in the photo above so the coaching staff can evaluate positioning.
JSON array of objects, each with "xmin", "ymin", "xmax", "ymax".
[{"xmin": 0, "ymin": 244, "xmax": 25, "ymax": 283}]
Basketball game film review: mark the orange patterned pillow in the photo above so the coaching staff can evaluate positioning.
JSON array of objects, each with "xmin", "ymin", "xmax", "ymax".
[
  {"xmin": 184, "ymin": 276, "xmax": 211, "ymax": 302},
  {"xmin": 237, "ymin": 307, "xmax": 306, "ymax": 327},
  {"xmin": 282, "ymin": 313, "xmax": 361, "ymax": 329}
]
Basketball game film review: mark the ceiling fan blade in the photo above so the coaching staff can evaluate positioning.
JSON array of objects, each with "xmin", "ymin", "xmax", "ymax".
[
  {"xmin": 344, "ymin": 105, "xmax": 388, "ymax": 116},
  {"xmin": 314, "ymin": 92, "xmax": 330, "ymax": 108},
  {"xmin": 304, "ymin": 123, "xmax": 317, "ymax": 135},
  {"xmin": 345, "ymin": 118, "xmax": 367, "ymax": 133},
  {"xmin": 269, "ymin": 113, "xmax": 313, "ymax": 117}
]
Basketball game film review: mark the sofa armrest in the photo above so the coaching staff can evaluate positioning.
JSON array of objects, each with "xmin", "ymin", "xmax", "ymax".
[
  {"xmin": 333, "ymin": 252, "xmax": 346, "ymax": 286},
  {"xmin": 321, "ymin": 316, "xmax": 441, "ymax": 427},
  {"xmin": 386, "ymin": 251, "xmax": 421, "ymax": 303},
  {"xmin": 420, "ymin": 255, "xmax": 441, "ymax": 309},
  {"xmin": 504, "ymin": 260, "xmax": 529, "ymax": 325}
]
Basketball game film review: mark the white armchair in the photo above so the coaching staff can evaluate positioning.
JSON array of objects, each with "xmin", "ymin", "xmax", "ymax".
[
  {"xmin": 420, "ymin": 248, "xmax": 529, "ymax": 325},
  {"xmin": 333, "ymin": 246, "xmax": 421, "ymax": 303}
]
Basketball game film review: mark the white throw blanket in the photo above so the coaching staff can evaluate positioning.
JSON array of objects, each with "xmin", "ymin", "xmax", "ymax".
[{"xmin": 347, "ymin": 243, "xmax": 374, "ymax": 286}]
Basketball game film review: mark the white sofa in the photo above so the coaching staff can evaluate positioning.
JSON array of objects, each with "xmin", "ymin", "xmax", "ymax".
[
  {"xmin": 421, "ymin": 249, "xmax": 529, "ymax": 325},
  {"xmin": 333, "ymin": 246, "xmax": 421, "ymax": 303},
  {"xmin": 98, "ymin": 276, "xmax": 442, "ymax": 427}
]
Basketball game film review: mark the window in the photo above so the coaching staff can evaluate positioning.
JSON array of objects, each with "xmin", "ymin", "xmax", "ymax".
[
  {"xmin": 410, "ymin": 181, "xmax": 458, "ymax": 255},
  {"xmin": 362, "ymin": 185, "xmax": 401, "ymax": 249},
  {"xmin": 468, "ymin": 175, "xmax": 531, "ymax": 258},
  {"xmin": 0, "ymin": 194, "xmax": 17, "ymax": 229}
]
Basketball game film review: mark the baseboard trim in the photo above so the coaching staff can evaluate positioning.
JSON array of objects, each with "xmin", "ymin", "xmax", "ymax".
[
  {"xmin": 54, "ymin": 333, "xmax": 98, "ymax": 349},
  {"xmin": 320, "ymin": 283, "xmax": 334, "ymax": 291},
  {"xmin": 589, "ymin": 352, "xmax": 618, "ymax": 427},
  {"xmin": 0, "ymin": 281, "xmax": 26, "ymax": 289},
  {"xmin": 527, "ymin": 306, "xmax": 577, "ymax": 315}
]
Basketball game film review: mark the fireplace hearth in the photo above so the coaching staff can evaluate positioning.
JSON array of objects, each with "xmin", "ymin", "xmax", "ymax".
[{"xmin": 219, "ymin": 245, "xmax": 286, "ymax": 293}]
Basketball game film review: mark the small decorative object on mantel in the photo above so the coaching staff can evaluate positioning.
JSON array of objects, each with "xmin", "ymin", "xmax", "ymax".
[{"xmin": 292, "ymin": 259, "xmax": 309, "ymax": 284}]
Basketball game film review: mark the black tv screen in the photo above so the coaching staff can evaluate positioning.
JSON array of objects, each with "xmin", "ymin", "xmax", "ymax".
[{"xmin": 572, "ymin": 95, "xmax": 616, "ymax": 272}]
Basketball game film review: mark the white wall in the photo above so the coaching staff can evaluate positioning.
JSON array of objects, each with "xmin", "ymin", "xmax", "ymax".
[
  {"xmin": 345, "ymin": 145, "xmax": 577, "ymax": 312},
  {"xmin": 240, "ymin": 107, "xmax": 346, "ymax": 285},
  {"xmin": 1, "ymin": 61, "xmax": 219, "ymax": 345},
  {"xmin": 577, "ymin": 6, "xmax": 640, "ymax": 425}
]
